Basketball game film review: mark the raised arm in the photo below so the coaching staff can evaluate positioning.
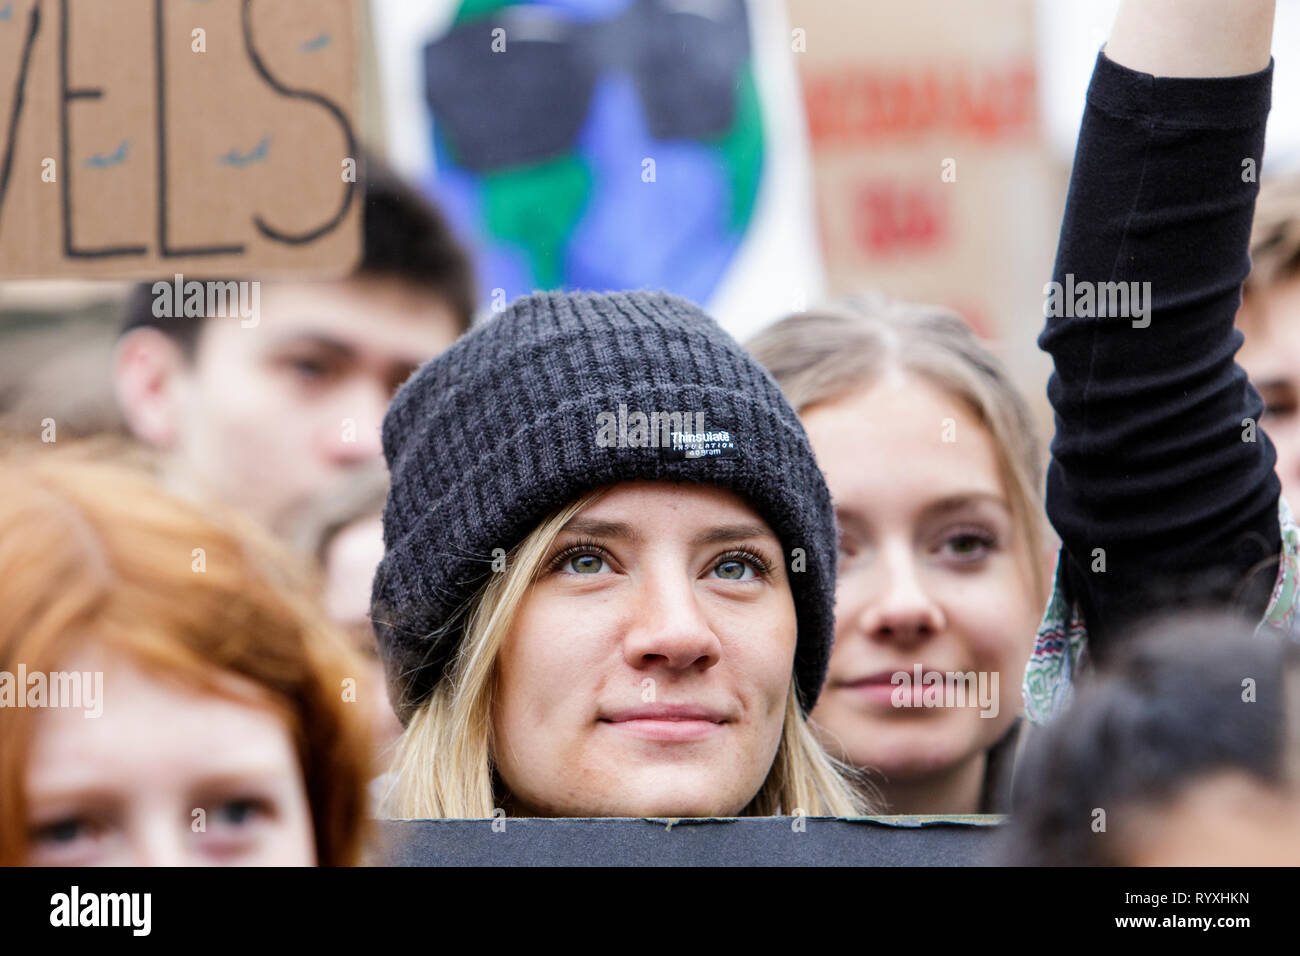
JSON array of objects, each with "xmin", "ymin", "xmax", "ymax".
[
  {"xmin": 1040, "ymin": 0, "xmax": 1280, "ymax": 654},
  {"xmin": 1106, "ymin": 0, "xmax": 1275, "ymax": 78}
]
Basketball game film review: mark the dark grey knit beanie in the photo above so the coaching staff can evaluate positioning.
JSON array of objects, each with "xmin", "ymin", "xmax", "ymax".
[{"xmin": 372, "ymin": 290, "xmax": 836, "ymax": 725}]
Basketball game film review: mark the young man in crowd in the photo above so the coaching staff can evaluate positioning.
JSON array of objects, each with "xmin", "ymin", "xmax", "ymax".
[
  {"xmin": 1237, "ymin": 175, "xmax": 1300, "ymax": 499},
  {"xmin": 113, "ymin": 158, "xmax": 475, "ymax": 539}
]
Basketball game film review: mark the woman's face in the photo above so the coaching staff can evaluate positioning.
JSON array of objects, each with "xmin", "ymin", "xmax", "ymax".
[
  {"xmin": 24, "ymin": 648, "xmax": 317, "ymax": 865},
  {"xmin": 801, "ymin": 374, "xmax": 1040, "ymax": 802},
  {"xmin": 493, "ymin": 481, "xmax": 797, "ymax": 817}
]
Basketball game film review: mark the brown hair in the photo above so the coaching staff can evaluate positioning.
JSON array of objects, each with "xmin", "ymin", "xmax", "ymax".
[
  {"xmin": 747, "ymin": 293, "xmax": 1048, "ymax": 603},
  {"xmin": 0, "ymin": 448, "xmax": 373, "ymax": 865},
  {"xmin": 119, "ymin": 153, "xmax": 477, "ymax": 355},
  {"xmin": 1246, "ymin": 173, "xmax": 1300, "ymax": 296}
]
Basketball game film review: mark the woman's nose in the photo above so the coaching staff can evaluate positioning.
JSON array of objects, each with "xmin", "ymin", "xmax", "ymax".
[
  {"xmin": 129, "ymin": 815, "xmax": 191, "ymax": 867},
  {"xmin": 621, "ymin": 569, "xmax": 723, "ymax": 673},
  {"xmin": 852, "ymin": 544, "xmax": 946, "ymax": 647}
]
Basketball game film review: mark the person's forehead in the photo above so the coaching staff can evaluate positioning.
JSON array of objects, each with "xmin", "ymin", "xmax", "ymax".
[
  {"xmin": 574, "ymin": 482, "xmax": 775, "ymax": 535},
  {"xmin": 806, "ymin": 378, "xmax": 1008, "ymax": 504},
  {"xmin": 26, "ymin": 661, "xmax": 298, "ymax": 788}
]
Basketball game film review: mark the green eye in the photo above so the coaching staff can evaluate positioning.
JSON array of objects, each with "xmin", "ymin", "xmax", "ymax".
[{"xmin": 569, "ymin": 554, "xmax": 604, "ymax": 574}]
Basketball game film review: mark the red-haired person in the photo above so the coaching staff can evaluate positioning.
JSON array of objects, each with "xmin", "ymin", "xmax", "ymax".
[{"xmin": 0, "ymin": 452, "xmax": 372, "ymax": 866}]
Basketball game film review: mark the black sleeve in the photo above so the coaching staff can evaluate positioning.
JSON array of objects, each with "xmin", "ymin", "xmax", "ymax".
[{"xmin": 1040, "ymin": 51, "xmax": 1280, "ymax": 658}]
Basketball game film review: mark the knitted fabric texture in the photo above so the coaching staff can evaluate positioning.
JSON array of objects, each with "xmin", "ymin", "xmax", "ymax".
[{"xmin": 372, "ymin": 290, "xmax": 836, "ymax": 725}]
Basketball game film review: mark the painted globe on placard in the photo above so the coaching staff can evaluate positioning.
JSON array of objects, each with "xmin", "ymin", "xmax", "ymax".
[{"xmin": 421, "ymin": 0, "xmax": 764, "ymax": 309}]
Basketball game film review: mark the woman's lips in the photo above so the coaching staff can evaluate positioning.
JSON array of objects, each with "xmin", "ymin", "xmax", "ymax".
[
  {"xmin": 603, "ymin": 718, "xmax": 724, "ymax": 742},
  {"xmin": 600, "ymin": 705, "xmax": 728, "ymax": 742},
  {"xmin": 835, "ymin": 669, "xmax": 930, "ymax": 708}
]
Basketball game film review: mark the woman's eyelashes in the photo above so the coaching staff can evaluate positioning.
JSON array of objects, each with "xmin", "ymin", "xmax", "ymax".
[
  {"xmin": 932, "ymin": 524, "xmax": 999, "ymax": 565},
  {"xmin": 545, "ymin": 538, "xmax": 775, "ymax": 581},
  {"xmin": 547, "ymin": 538, "xmax": 615, "ymax": 576},
  {"xmin": 28, "ymin": 792, "xmax": 278, "ymax": 863},
  {"xmin": 29, "ymin": 814, "xmax": 105, "ymax": 862},
  {"xmin": 834, "ymin": 522, "xmax": 1001, "ymax": 570},
  {"xmin": 710, "ymin": 547, "xmax": 774, "ymax": 582},
  {"xmin": 196, "ymin": 795, "xmax": 277, "ymax": 859},
  {"xmin": 206, "ymin": 795, "xmax": 274, "ymax": 831}
]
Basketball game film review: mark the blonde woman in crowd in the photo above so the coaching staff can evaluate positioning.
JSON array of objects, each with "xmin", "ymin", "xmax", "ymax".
[
  {"xmin": 749, "ymin": 298, "xmax": 1046, "ymax": 813},
  {"xmin": 754, "ymin": 0, "xmax": 1297, "ymax": 818},
  {"xmin": 372, "ymin": 290, "xmax": 871, "ymax": 818}
]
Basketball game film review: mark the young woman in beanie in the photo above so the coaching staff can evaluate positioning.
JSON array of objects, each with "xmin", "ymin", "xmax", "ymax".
[
  {"xmin": 372, "ymin": 290, "xmax": 871, "ymax": 818},
  {"xmin": 753, "ymin": 0, "xmax": 1297, "ymax": 816}
]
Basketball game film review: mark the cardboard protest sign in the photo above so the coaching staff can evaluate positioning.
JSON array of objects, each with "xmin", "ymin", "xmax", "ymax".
[
  {"xmin": 785, "ymin": 0, "xmax": 1062, "ymax": 405},
  {"xmin": 0, "ymin": 0, "xmax": 360, "ymax": 278},
  {"xmin": 380, "ymin": 816, "xmax": 1003, "ymax": 866}
]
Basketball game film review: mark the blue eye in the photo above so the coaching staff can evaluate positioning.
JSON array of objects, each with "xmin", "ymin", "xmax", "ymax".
[
  {"xmin": 711, "ymin": 548, "xmax": 771, "ymax": 581},
  {"xmin": 713, "ymin": 559, "xmax": 752, "ymax": 581},
  {"xmin": 568, "ymin": 553, "xmax": 605, "ymax": 574}
]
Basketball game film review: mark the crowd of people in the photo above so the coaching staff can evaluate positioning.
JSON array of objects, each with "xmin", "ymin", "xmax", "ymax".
[{"xmin": 3, "ymin": 0, "xmax": 1300, "ymax": 866}]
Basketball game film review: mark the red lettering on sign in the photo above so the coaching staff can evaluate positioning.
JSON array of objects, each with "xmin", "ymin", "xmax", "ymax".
[
  {"xmin": 804, "ymin": 62, "xmax": 1037, "ymax": 145},
  {"xmin": 852, "ymin": 179, "xmax": 948, "ymax": 258}
]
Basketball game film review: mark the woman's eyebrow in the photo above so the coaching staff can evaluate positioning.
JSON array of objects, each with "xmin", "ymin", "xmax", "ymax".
[
  {"xmin": 25, "ymin": 787, "xmax": 120, "ymax": 818},
  {"xmin": 187, "ymin": 770, "xmax": 292, "ymax": 800},
  {"xmin": 559, "ymin": 519, "xmax": 774, "ymax": 547},
  {"xmin": 921, "ymin": 493, "xmax": 1011, "ymax": 519},
  {"xmin": 692, "ymin": 524, "xmax": 775, "ymax": 546},
  {"xmin": 559, "ymin": 518, "xmax": 644, "ymax": 543}
]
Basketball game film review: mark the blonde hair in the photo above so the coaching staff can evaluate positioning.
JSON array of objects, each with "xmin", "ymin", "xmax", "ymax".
[
  {"xmin": 384, "ymin": 492, "xmax": 873, "ymax": 818},
  {"xmin": 1246, "ymin": 173, "xmax": 1300, "ymax": 296},
  {"xmin": 747, "ymin": 293, "xmax": 1048, "ymax": 603}
]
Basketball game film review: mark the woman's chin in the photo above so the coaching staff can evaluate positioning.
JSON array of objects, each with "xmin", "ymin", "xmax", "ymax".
[
  {"xmin": 844, "ymin": 730, "xmax": 974, "ymax": 782},
  {"xmin": 576, "ymin": 782, "xmax": 751, "ymax": 818}
]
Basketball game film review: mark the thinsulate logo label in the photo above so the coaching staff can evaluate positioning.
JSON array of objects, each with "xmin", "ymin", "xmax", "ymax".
[{"xmin": 663, "ymin": 428, "xmax": 740, "ymax": 461}]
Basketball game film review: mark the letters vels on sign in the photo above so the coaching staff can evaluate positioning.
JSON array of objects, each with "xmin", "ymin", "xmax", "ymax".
[{"xmin": 0, "ymin": 0, "xmax": 361, "ymax": 278}]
